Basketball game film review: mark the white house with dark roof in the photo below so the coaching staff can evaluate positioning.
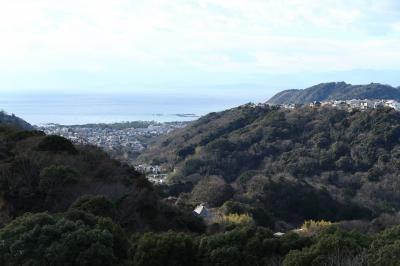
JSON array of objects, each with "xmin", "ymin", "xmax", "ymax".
[{"xmin": 193, "ymin": 203, "xmax": 211, "ymax": 220}]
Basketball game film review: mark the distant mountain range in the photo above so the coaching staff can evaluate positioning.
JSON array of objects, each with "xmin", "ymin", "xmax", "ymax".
[
  {"xmin": 0, "ymin": 111, "xmax": 33, "ymax": 130},
  {"xmin": 267, "ymin": 82, "xmax": 400, "ymax": 104}
]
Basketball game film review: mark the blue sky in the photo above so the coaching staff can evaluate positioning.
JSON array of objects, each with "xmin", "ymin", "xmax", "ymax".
[{"xmin": 1, "ymin": 0, "xmax": 400, "ymax": 97}]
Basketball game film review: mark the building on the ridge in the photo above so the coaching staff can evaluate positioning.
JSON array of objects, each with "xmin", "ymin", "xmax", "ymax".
[
  {"xmin": 385, "ymin": 100, "xmax": 400, "ymax": 110},
  {"xmin": 331, "ymin": 100, "xmax": 348, "ymax": 110},
  {"xmin": 273, "ymin": 98, "xmax": 400, "ymax": 112},
  {"xmin": 374, "ymin": 100, "xmax": 385, "ymax": 109},
  {"xmin": 309, "ymin": 101, "xmax": 321, "ymax": 108},
  {"xmin": 360, "ymin": 100, "xmax": 373, "ymax": 110}
]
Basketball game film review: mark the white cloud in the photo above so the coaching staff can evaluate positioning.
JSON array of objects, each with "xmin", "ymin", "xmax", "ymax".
[
  {"xmin": 392, "ymin": 22, "xmax": 400, "ymax": 32},
  {"xmin": 0, "ymin": 0, "xmax": 399, "ymax": 89}
]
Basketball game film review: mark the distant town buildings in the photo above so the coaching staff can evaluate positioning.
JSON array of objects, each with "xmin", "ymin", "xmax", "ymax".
[
  {"xmin": 38, "ymin": 122, "xmax": 187, "ymax": 165},
  {"xmin": 241, "ymin": 99, "xmax": 400, "ymax": 113},
  {"xmin": 242, "ymin": 99, "xmax": 400, "ymax": 112},
  {"xmin": 39, "ymin": 122, "xmax": 187, "ymax": 184},
  {"xmin": 134, "ymin": 164, "xmax": 168, "ymax": 184},
  {"xmin": 279, "ymin": 99, "xmax": 400, "ymax": 111}
]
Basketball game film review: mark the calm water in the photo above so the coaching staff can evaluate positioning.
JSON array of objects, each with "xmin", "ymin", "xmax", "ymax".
[{"xmin": 0, "ymin": 92, "xmax": 266, "ymax": 125}]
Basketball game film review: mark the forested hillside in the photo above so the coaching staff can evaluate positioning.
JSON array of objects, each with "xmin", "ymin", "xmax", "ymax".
[
  {"xmin": 140, "ymin": 104, "xmax": 400, "ymax": 229},
  {"xmin": 267, "ymin": 82, "xmax": 400, "ymax": 104},
  {"xmin": 0, "ymin": 124, "xmax": 202, "ymax": 233},
  {"xmin": 0, "ymin": 111, "xmax": 33, "ymax": 130},
  {"xmin": 4, "ymin": 109, "xmax": 400, "ymax": 265}
]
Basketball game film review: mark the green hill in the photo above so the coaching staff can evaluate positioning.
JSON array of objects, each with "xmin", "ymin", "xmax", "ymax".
[
  {"xmin": 139, "ymin": 104, "xmax": 400, "ymax": 228},
  {"xmin": 5, "ymin": 108, "xmax": 400, "ymax": 265},
  {"xmin": 267, "ymin": 82, "xmax": 400, "ymax": 104},
  {"xmin": 0, "ymin": 124, "xmax": 203, "ymax": 233},
  {"xmin": 0, "ymin": 111, "xmax": 33, "ymax": 130}
]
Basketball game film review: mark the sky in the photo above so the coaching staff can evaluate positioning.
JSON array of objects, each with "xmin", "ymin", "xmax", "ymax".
[{"xmin": 1, "ymin": 0, "xmax": 400, "ymax": 96}]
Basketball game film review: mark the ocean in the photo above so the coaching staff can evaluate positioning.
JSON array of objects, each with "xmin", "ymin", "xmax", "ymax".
[{"xmin": 0, "ymin": 92, "xmax": 267, "ymax": 125}]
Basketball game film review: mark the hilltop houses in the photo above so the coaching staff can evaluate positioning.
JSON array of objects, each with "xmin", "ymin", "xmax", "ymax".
[
  {"xmin": 279, "ymin": 99, "xmax": 400, "ymax": 112},
  {"xmin": 385, "ymin": 100, "xmax": 400, "ymax": 110},
  {"xmin": 309, "ymin": 101, "xmax": 321, "ymax": 108},
  {"xmin": 239, "ymin": 99, "xmax": 400, "ymax": 112}
]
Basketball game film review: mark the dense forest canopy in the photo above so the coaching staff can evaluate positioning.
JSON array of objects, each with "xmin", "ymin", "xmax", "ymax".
[
  {"xmin": 4, "ymin": 212, "xmax": 400, "ymax": 266},
  {"xmin": 0, "ymin": 124, "xmax": 203, "ymax": 233},
  {"xmin": 2, "ymin": 104, "xmax": 400, "ymax": 264},
  {"xmin": 140, "ymin": 104, "xmax": 400, "ymax": 229},
  {"xmin": 267, "ymin": 82, "xmax": 400, "ymax": 104}
]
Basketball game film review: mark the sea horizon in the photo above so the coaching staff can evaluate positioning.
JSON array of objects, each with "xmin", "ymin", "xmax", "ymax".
[{"xmin": 0, "ymin": 91, "xmax": 268, "ymax": 125}]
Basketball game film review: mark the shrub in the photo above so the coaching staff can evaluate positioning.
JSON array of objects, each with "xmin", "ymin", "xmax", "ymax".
[
  {"xmin": 181, "ymin": 158, "xmax": 205, "ymax": 176},
  {"xmin": 176, "ymin": 144, "xmax": 196, "ymax": 159},
  {"xmin": 215, "ymin": 213, "xmax": 254, "ymax": 227},
  {"xmin": 39, "ymin": 165, "xmax": 79, "ymax": 191},
  {"xmin": 283, "ymin": 227, "xmax": 370, "ymax": 266},
  {"xmin": 0, "ymin": 211, "xmax": 128, "ymax": 266},
  {"xmin": 36, "ymin": 135, "xmax": 77, "ymax": 154},
  {"xmin": 190, "ymin": 176, "xmax": 234, "ymax": 207},
  {"xmin": 130, "ymin": 231, "xmax": 197, "ymax": 266},
  {"xmin": 221, "ymin": 200, "xmax": 251, "ymax": 215},
  {"xmin": 70, "ymin": 195, "xmax": 116, "ymax": 219},
  {"xmin": 6, "ymin": 130, "xmax": 45, "ymax": 141},
  {"xmin": 368, "ymin": 225, "xmax": 400, "ymax": 266},
  {"xmin": 299, "ymin": 220, "xmax": 334, "ymax": 237}
]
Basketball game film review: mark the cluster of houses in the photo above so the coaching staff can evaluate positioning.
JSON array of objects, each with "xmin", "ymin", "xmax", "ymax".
[
  {"xmin": 39, "ymin": 122, "xmax": 188, "ymax": 164},
  {"xmin": 241, "ymin": 99, "xmax": 400, "ymax": 112},
  {"xmin": 134, "ymin": 164, "xmax": 168, "ymax": 184},
  {"xmin": 280, "ymin": 99, "xmax": 400, "ymax": 111}
]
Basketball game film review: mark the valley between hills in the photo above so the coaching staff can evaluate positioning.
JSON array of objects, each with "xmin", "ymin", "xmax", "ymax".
[{"xmin": 3, "ymin": 83, "xmax": 400, "ymax": 265}]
